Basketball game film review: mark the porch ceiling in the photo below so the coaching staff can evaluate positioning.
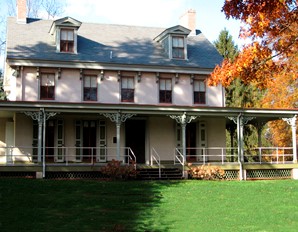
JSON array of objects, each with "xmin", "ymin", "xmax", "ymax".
[{"xmin": 0, "ymin": 101, "xmax": 297, "ymax": 122}]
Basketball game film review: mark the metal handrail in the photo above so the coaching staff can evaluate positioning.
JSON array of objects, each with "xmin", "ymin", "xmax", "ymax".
[
  {"xmin": 151, "ymin": 148, "xmax": 161, "ymax": 178},
  {"xmin": 174, "ymin": 148, "xmax": 185, "ymax": 178},
  {"xmin": 127, "ymin": 147, "xmax": 137, "ymax": 169}
]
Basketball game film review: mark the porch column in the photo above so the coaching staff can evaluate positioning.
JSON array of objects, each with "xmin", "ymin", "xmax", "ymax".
[
  {"xmin": 283, "ymin": 115, "xmax": 297, "ymax": 163},
  {"xmin": 42, "ymin": 109, "xmax": 57, "ymax": 178},
  {"xmin": 25, "ymin": 109, "xmax": 57, "ymax": 178},
  {"xmin": 103, "ymin": 112, "xmax": 135, "ymax": 160},
  {"xmin": 25, "ymin": 110, "xmax": 43, "ymax": 163},
  {"xmin": 229, "ymin": 114, "xmax": 254, "ymax": 180},
  {"xmin": 169, "ymin": 112, "xmax": 197, "ymax": 160}
]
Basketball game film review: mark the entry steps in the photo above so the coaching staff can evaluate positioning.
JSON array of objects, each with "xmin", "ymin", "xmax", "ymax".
[{"xmin": 137, "ymin": 167, "xmax": 184, "ymax": 180}]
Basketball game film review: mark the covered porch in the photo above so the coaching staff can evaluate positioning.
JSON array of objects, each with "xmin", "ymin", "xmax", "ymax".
[{"xmin": 0, "ymin": 101, "xmax": 297, "ymax": 180}]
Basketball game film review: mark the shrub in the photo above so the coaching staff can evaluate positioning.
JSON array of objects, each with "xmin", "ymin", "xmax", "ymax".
[
  {"xmin": 188, "ymin": 163, "xmax": 225, "ymax": 180},
  {"xmin": 101, "ymin": 159, "xmax": 137, "ymax": 180}
]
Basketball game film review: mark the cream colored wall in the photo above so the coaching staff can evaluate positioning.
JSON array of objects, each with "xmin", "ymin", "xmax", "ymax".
[
  {"xmin": 11, "ymin": 67, "xmax": 224, "ymax": 106},
  {"xmin": 135, "ymin": 72, "xmax": 158, "ymax": 105},
  {"xmin": 208, "ymin": 85, "xmax": 225, "ymax": 107},
  {"xmin": 148, "ymin": 116, "xmax": 176, "ymax": 161},
  {"xmin": 15, "ymin": 114, "xmax": 32, "ymax": 147},
  {"xmin": 56, "ymin": 69, "xmax": 81, "ymax": 102},
  {"xmin": 99, "ymin": 71, "xmax": 120, "ymax": 104}
]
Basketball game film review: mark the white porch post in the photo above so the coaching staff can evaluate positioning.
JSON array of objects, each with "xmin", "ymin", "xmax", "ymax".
[
  {"xmin": 230, "ymin": 114, "xmax": 254, "ymax": 181},
  {"xmin": 169, "ymin": 112, "xmax": 197, "ymax": 160},
  {"xmin": 283, "ymin": 115, "xmax": 297, "ymax": 163},
  {"xmin": 103, "ymin": 112, "xmax": 135, "ymax": 160},
  {"xmin": 25, "ymin": 110, "xmax": 43, "ymax": 162}
]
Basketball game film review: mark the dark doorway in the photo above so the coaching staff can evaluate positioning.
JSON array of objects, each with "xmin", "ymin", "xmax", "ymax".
[
  {"xmin": 125, "ymin": 120, "xmax": 146, "ymax": 164},
  {"xmin": 186, "ymin": 122, "xmax": 197, "ymax": 162},
  {"xmin": 45, "ymin": 120, "xmax": 55, "ymax": 161},
  {"xmin": 83, "ymin": 120, "xmax": 97, "ymax": 160}
]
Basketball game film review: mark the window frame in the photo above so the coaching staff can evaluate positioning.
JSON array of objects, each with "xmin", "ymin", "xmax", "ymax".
[
  {"xmin": 172, "ymin": 36, "xmax": 185, "ymax": 59},
  {"xmin": 121, "ymin": 76, "xmax": 135, "ymax": 102},
  {"xmin": 159, "ymin": 78, "xmax": 172, "ymax": 104},
  {"xmin": 40, "ymin": 73, "xmax": 55, "ymax": 100},
  {"xmin": 83, "ymin": 75, "xmax": 98, "ymax": 101},
  {"xmin": 193, "ymin": 79, "xmax": 206, "ymax": 105},
  {"xmin": 60, "ymin": 28, "xmax": 74, "ymax": 53}
]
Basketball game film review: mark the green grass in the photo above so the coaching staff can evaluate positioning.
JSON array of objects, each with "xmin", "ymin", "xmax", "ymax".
[{"xmin": 1, "ymin": 179, "xmax": 298, "ymax": 231}]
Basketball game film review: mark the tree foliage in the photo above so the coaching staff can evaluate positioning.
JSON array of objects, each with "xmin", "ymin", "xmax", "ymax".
[
  {"xmin": 209, "ymin": 0, "xmax": 298, "ymax": 91},
  {"xmin": 210, "ymin": 0, "xmax": 298, "ymax": 147}
]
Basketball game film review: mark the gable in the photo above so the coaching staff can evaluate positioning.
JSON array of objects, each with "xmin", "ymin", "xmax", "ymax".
[{"xmin": 49, "ymin": 16, "xmax": 82, "ymax": 35}]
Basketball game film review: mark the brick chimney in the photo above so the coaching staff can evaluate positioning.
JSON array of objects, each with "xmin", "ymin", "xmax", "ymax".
[
  {"xmin": 179, "ymin": 9, "xmax": 196, "ymax": 36},
  {"xmin": 17, "ymin": 0, "xmax": 27, "ymax": 24}
]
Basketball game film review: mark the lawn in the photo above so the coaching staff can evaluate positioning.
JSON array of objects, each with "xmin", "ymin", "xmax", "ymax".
[{"xmin": 1, "ymin": 179, "xmax": 298, "ymax": 232}]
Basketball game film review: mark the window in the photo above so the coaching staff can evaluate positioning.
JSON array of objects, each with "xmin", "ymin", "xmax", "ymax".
[
  {"xmin": 172, "ymin": 36, "xmax": 185, "ymax": 59},
  {"xmin": 60, "ymin": 29, "xmax": 74, "ymax": 52},
  {"xmin": 194, "ymin": 80, "xmax": 206, "ymax": 104},
  {"xmin": 159, "ymin": 78, "xmax": 172, "ymax": 103},
  {"xmin": 121, "ymin": 77, "xmax": 134, "ymax": 102},
  {"xmin": 84, "ymin": 75, "xmax": 97, "ymax": 101},
  {"xmin": 40, "ymin": 73, "xmax": 55, "ymax": 100}
]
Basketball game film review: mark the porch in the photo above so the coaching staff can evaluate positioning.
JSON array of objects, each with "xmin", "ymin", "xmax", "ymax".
[{"xmin": 1, "ymin": 145, "xmax": 297, "ymax": 180}]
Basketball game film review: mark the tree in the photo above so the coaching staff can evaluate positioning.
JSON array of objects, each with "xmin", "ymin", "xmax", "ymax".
[
  {"xmin": 209, "ymin": 0, "xmax": 298, "ymax": 147},
  {"xmin": 213, "ymin": 28, "xmax": 267, "ymax": 151},
  {"xmin": 0, "ymin": 0, "xmax": 66, "ymax": 57}
]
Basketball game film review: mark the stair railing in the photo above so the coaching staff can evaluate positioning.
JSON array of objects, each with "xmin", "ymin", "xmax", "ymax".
[
  {"xmin": 150, "ymin": 148, "xmax": 161, "ymax": 179},
  {"xmin": 127, "ymin": 147, "xmax": 137, "ymax": 170},
  {"xmin": 174, "ymin": 148, "xmax": 185, "ymax": 178}
]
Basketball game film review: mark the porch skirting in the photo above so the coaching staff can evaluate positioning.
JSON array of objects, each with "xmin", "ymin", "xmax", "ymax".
[{"xmin": 0, "ymin": 164, "xmax": 297, "ymax": 180}]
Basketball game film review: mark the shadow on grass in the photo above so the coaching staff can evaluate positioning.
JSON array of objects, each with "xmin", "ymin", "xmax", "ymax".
[{"xmin": 0, "ymin": 179, "xmax": 182, "ymax": 232}]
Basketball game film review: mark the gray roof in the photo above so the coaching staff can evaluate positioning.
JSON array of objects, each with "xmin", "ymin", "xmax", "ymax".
[{"xmin": 6, "ymin": 17, "xmax": 223, "ymax": 69}]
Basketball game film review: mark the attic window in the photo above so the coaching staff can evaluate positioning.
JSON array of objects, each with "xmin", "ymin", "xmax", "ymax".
[
  {"xmin": 172, "ymin": 36, "xmax": 185, "ymax": 59},
  {"xmin": 60, "ymin": 29, "xmax": 74, "ymax": 53}
]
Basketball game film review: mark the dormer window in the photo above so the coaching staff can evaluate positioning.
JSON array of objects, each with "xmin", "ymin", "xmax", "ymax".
[
  {"xmin": 172, "ymin": 36, "xmax": 185, "ymax": 59},
  {"xmin": 49, "ymin": 17, "xmax": 82, "ymax": 54},
  {"xmin": 154, "ymin": 25, "xmax": 191, "ymax": 60},
  {"xmin": 60, "ymin": 29, "xmax": 74, "ymax": 52}
]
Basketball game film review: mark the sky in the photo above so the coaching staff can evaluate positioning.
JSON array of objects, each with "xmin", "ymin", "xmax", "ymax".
[{"xmin": 63, "ymin": 0, "xmax": 245, "ymax": 47}]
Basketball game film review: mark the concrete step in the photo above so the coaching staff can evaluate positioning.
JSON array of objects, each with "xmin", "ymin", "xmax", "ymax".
[{"xmin": 137, "ymin": 168, "xmax": 184, "ymax": 180}]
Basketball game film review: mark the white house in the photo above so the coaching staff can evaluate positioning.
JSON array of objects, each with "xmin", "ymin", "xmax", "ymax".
[{"xmin": 0, "ymin": 0, "xmax": 297, "ymax": 180}]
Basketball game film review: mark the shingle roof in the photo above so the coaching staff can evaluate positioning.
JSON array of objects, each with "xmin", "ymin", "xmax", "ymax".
[{"xmin": 6, "ymin": 17, "xmax": 223, "ymax": 69}]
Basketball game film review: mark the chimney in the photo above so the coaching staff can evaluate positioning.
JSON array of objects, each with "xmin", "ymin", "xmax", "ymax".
[
  {"xmin": 17, "ymin": 0, "xmax": 27, "ymax": 24},
  {"xmin": 179, "ymin": 9, "xmax": 196, "ymax": 36}
]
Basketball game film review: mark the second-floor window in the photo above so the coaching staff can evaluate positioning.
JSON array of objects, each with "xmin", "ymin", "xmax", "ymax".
[
  {"xmin": 121, "ymin": 77, "xmax": 134, "ymax": 102},
  {"xmin": 172, "ymin": 36, "xmax": 185, "ymax": 59},
  {"xmin": 84, "ymin": 75, "xmax": 97, "ymax": 101},
  {"xmin": 194, "ymin": 80, "xmax": 206, "ymax": 104},
  {"xmin": 40, "ymin": 73, "xmax": 55, "ymax": 100},
  {"xmin": 159, "ymin": 78, "xmax": 172, "ymax": 103},
  {"xmin": 60, "ymin": 29, "xmax": 74, "ymax": 53}
]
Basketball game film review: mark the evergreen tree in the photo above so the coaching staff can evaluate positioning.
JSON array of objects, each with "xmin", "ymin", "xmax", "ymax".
[{"xmin": 213, "ymin": 29, "xmax": 269, "ymax": 153}]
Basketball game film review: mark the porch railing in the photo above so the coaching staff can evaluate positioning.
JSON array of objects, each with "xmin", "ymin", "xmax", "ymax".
[
  {"xmin": 174, "ymin": 148, "xmax": 185, "ymax": 178},
  {"xmin": 150, "ymin": 147, "xmax": 161, "ymax": 178},
  {"xmin": 0, "ymin": 146, "xmax": 136, "ymax": 166},
  {"xmin": 179, "ymin": 147, "xmax": 294, "ymax": 165}
]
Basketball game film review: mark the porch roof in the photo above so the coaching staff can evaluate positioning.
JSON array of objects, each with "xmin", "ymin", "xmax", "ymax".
[{"xmin": 0, "ymin": 101, "xmax": 297, "ymax": 122}]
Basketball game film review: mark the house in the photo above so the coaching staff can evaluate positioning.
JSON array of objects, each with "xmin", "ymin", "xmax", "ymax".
[{"xmin": 0, "ymin": 0, "xmax": 297, "ymax": 180}]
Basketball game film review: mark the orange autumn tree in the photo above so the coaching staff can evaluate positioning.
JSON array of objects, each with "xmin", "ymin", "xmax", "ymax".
[{"xmin": 209, "ymin": 0, "xmax": 298, "ymax": 147}]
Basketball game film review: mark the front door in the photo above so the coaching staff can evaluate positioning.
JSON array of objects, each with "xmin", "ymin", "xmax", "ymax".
[
  {"xmin": 186, "ymin": 122, "xmax": 197, "ymax": 162},
  {"xmin": 83, "ymin": 120, "xmax": 97, "ymax": 161},
  {"xmin": 125, "ymin": 120, "xmax": 146, "ymax": 163}
]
